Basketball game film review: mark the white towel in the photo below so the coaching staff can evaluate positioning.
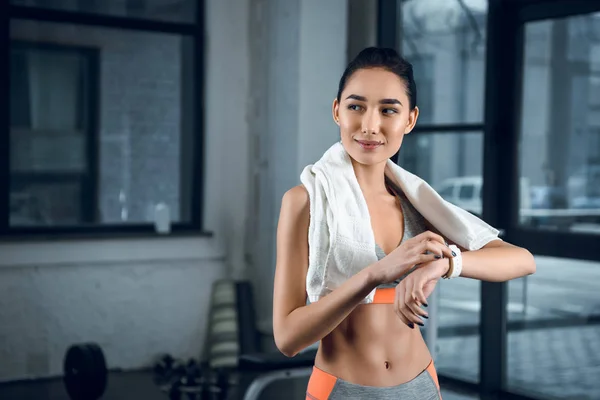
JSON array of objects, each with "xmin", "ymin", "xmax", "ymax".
[{"xmin": 299, "ymin": 141, "xmax": 500, "ymax": 303}]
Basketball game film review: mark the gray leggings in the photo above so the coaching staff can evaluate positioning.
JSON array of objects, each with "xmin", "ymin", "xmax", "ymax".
[{"xmin": 306, "ymin": 361, "xmax": 441, "ymax": 400}]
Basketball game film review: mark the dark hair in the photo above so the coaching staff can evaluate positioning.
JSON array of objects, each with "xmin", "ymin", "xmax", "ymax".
[{"xmin": 336, "ymin": 47, "xmax": 417, "ymax": 110}]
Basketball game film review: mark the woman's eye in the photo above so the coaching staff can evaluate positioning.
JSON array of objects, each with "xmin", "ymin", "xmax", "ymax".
[
  {"xmin": 382, "ymin": 108, "xmax": 398, "ymax": 115},
  {"xmin": 348, "ymin": 104, "xmax": 362, "ymax": 111}
]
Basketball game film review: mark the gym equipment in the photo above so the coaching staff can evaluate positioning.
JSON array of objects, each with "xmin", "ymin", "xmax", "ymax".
[
  {"xmin": 63, "ymin": 343, "xmax": 225, "ymax": 400},
  {"xmin": 164, "ymin": 359, "xmax": 229, "ymax": 400},
  {"xmin": 203, "ymin": 279, "xmax": 317, "ymax": 400},
  {"xmin": 63, "ymin": 343, "xmax": 108, "ymax": 400},
  {"xmin": 63, "ymin": 279, "xmax": 317, "ymax": 400},
  {"xmin": 153, "ymin": 353, "xmax": 187, "ymax": 390}
]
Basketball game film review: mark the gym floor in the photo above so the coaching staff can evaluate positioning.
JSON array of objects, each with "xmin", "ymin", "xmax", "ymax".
[{"xmin": 0, "ymin": 370, "xmax": 480, "ymax": 400}]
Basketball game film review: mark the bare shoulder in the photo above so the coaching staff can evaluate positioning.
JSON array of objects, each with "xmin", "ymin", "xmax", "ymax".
[
  {"xmin": 277, "ymin": 185, "xmax": 310, "ymax": 246},
  {"xmin": 281, "ymin": 185, "xmax": 310, "ymax": 217},
  {"xmin": 273, "ymin": 186, "xmax": 310, "ymax": 347}
]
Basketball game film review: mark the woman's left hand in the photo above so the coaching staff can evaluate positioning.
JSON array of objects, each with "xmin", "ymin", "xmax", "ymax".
[{"xmin": 393, "ymin": 258, "xmax": 450, "ymax": 328}]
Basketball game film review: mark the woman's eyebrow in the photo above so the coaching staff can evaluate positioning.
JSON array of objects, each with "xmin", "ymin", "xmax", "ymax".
[{"xmin": 345, "ymin": 94, "xmax": 402, "ymax": 106}]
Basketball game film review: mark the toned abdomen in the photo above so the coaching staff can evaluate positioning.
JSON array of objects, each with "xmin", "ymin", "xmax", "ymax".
[{"xmin": 315, "ymin": 303, "xmax": 433, "ymax": 387}]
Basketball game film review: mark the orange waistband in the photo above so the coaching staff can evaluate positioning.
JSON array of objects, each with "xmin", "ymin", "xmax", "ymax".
[
  {"xmin": 306, "ymin": 359, "xmax": 440, "ymax": 399},
  {"xmin": 371, "ymin": 287, "xmax": 395, "ymax": 304}
]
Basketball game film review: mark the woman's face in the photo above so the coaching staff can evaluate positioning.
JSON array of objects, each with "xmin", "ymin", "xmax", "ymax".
[{"xmin": 333, "ymin": 67, "xmax": 419, "ymax": 166}]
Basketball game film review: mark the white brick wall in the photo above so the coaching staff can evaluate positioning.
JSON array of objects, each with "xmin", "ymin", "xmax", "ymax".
[{"xmin": 0, "ymin": 257, "xmax": 225, "ymax": 381}]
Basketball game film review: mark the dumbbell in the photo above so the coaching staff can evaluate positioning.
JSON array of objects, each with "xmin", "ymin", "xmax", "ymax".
[
  {"xmin": 167, "ymin": 359, "xmax": 205, "ymax": 400},
  {"xmin": 153, "ymin": 354, "xmax": 187, "ymax": 389},
  {"xmin": 63, "ymin": 343, "xmax": 108, "ymax": 400},
  {"xmin": 168, "ymin": 361, "xmax": 230, "ymax": 400}
]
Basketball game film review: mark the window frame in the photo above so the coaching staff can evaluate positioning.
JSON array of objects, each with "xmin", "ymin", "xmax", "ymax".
[
  {"xmin": 493, "ymin": 0, "xmax": 600, "ymax": 262},
  {"xmin": 482, "ymin": 2, "xmax": 600, "ymax": 399},
  {"xmin": 2, "ymin": 2, "xmax": 210, "ymax": 239},
  {"xmin": 380, "ymin": 1, "xmax": 600, "ymax": 399},
  {"xmin": 10, "ymin": 40, "xmax": 99, "ymax": 226}
]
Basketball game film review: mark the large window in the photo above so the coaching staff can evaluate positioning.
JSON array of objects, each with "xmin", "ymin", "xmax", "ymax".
[
  {"xmin": 401, "ymin": 0, "xmax": 487, "ymax": 125},
  {"xmin": 382, "ymin": 1, "xmax": 600, "ymax": 399},
  {"xmin": 397, "ymin": 0, "xmax": 489, "ymax": 385},
  {"xmin": 518, "ymin": 14, "xmax": 600, "ymax": 236},
  {"xmin": 507, "ymin": 257, "xmax": 600, "ymax": 400},
  {"xmin": 4, "ymin": 1, "xmax": 205, "ymax": 236},
  {"xmin": 507, "ymin": 11, "xmax": 600, "ymax": 400},
  {"xmin": 399, "ymin": 132, "xmax": 484, "ymax": 383}
]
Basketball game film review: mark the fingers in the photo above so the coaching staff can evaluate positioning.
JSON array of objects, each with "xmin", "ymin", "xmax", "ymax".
[
  {"xmin": 412, "ymin": 285, "xmax": 428, "ymax": 309},
  {"xmin": 406, "ymin": 232, "xmax": 453, "ymax": 265},
  {"xmin": 395, "ymin": 282, "xmax": 428, "ymax": 329},
  {"xmin": 415, "ymin": 230, "xmax": 446, "ymax": 246},
  {"xmin": 403, "ymin": 290, "xmax": 426, "ymax": 326},
  {"xmin": 420, "ymin": 239, "xmax": 454, "ymax": 259},
  {"xmin": 394, "ymin": 286, "xmax": 413, "ymax": 328},
  {"xmin": 415, "ymin": 252, "xmax": 441, "ymax": 265}
]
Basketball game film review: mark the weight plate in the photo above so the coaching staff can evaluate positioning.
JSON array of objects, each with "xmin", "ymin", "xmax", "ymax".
[
  {"xmin": 87, "ymin": 343, "xmax": 108, "ymax": 398},
  {"xmin": 63, "ymin": 343, "xmax": 108, "ymax": 400}
]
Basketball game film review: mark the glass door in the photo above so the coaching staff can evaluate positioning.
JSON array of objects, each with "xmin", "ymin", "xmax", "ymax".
[
  {"xmin": 382, "ymin": 1, "xmax": 600, "ymax": 398},
  {"xmin": 395, "ymin": 0, "xmax": 490, "ymax": 385},
  {"xmin": 505, "ymin": 7, "xmax": 600, "ymax": 400},
  {"xmin": 481, "ymin": 1, "xmax": 600, "ymax": 399}
]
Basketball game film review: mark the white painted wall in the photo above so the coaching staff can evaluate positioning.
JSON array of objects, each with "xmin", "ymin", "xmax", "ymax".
[
  {"xmin": 246, "ymin": 0, "xmax": 349, "ymax": 332},
  {"xmin": 0, "ymin": 0, "xmax": 250, "ymax": 382},
  {"xmin": 0, "ymin": 253, "xmax": 225, "ymax": 381},
  {"xmin": 297, "ymin": 0, "xmax": 349, "ymax": 172}
]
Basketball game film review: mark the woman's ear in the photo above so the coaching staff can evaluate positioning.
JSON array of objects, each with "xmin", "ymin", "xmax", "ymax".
[
  {"xmin": 404, "ymin": 106, "xmax": 419, "ymax": 134},
  {"xmin": 332, "ymin": 98, "xmax": 340, "ymax": 126}
]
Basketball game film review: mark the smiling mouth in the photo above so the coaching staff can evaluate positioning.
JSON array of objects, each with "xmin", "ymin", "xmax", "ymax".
[{"xmin": 355, "ymin": 139, "xmax": 383, "ymax": 149}]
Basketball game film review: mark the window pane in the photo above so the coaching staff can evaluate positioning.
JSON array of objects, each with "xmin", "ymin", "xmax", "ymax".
[
  {"xmin": 10, "ymin": 20, "xmax": 195, "ymax": 227},
  {"xmin": 10, "ymin": 44, "xmax": 88, "ymax": 174},
  {"xmin": 518, "ymin": 13, "xmax": 600, "ymax": 235},
  {"xmin": 11, "ymin": 180, "xmax": 82, "ymax": 225},
  {"xmin": 10, "ymin": 0, "xmax": 196, "ymax": 24},
  {"xmin": 398, "ymin": 131, "xmax": 483, "ymax": 383},
  {"xmin": 399, "ymin": 132, "xmax": 484, "ymax": 216},
  {"xmin": 401, "ymin": 0, "xmax": 487, "ymax": 124},
  {"xmin": 507, "ymin": 256, "xmax": 600, "ymax": 400}
]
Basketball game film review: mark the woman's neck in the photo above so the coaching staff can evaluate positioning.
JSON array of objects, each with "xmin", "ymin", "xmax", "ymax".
[{"xmin": 350, "ymin": 158, "xmax": 388, "ymax": 197}]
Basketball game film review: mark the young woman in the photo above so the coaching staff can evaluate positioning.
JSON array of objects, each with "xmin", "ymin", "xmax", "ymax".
[{"xmin": 272, "ymin": 47, "xmax": 536, "ymax": 399}]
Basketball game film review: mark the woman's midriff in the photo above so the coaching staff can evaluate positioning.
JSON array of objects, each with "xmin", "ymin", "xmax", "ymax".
[{"xmin": 314, "ymin": 303, "xmax": 433, "ymax": 387}]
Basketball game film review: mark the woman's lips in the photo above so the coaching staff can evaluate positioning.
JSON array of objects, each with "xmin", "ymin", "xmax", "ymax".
[{"xmin": 355, "ymin": 139, "xmax": 382, "ymax": 150}]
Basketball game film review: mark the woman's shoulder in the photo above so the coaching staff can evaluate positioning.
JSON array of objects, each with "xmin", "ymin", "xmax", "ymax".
[
  {"xmin": 281, "ymin": 185, "xmax": 310, "ymax": 215},
  {"xmin": 278, "ymin": 185, "xmax": 310, "ymax": 237}
]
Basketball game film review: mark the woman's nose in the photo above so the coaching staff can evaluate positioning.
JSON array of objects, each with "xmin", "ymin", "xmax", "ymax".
[{"xmin": 361, "ymin": 110, "xmax": 381, "ymax": 134}]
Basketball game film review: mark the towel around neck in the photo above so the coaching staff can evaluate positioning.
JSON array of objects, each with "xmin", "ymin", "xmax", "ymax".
[{"xmin": 299, "ymin": 141, "xmax": 501, "ymax": 303}]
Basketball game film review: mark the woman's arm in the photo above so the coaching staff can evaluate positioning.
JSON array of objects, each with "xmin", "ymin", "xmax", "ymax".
[
  {"xmin": 423, "ymin": 219, "xmax": 536, "ymax": 281},
  {"xmin": 273, "ymin": 186, "xmax": 454, "ymax": 356},
  {"xmin": 454, "ymin": 239, "xmax": 536, "ymax": 282},
  {"xmin": 272, "ymin": 185, "xmax": 381, "ymax": 357},
  {"xmin": 393, "ymin": 240, "xmax": 536, "ymax": 327}
]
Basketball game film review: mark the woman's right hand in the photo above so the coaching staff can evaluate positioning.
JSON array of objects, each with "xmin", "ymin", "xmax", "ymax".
[{"xmin": 371, "ymin": 231, "xmax": 454, "ymax": 285}]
